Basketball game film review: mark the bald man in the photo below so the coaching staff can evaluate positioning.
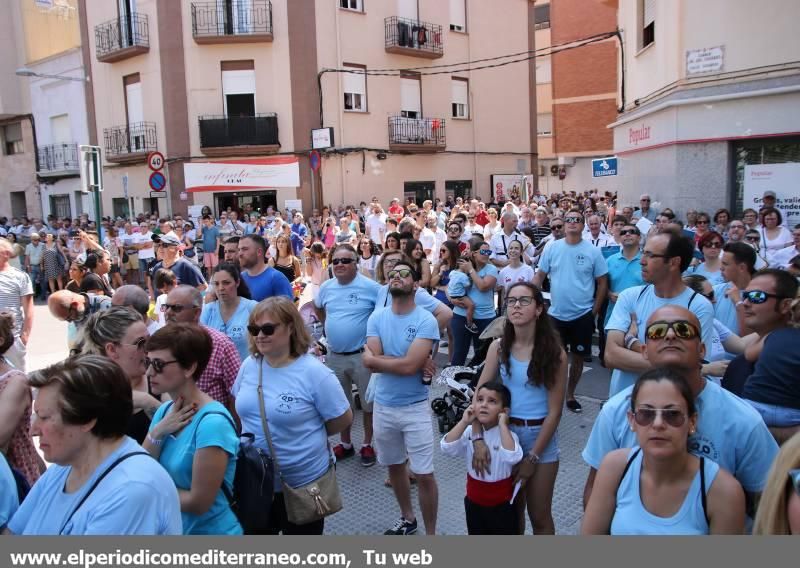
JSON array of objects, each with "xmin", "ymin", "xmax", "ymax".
[
  {"xmin": 48, "ymin": 289, "xmax": 111, "ymax": 329},
  {"xmin": 582, "ymin": 305, "xmax": 778, "ymax": 516}
]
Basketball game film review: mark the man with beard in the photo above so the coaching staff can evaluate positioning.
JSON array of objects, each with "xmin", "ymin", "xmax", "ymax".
[
  {"xmin": 364, "ymin": 260, "xmax": 439, "ymax": 536},
  {"xmin": 237, "ymin": 235, "xmax": 292, "ymax": 301}
]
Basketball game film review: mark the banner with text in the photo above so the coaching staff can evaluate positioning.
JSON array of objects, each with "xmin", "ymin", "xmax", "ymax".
[
  {"xmin": 743, "ymin": 163, "xmax": 800, "ymax": 227},
  {"xmin": 184, "ymin": 157, "xmax": 300, "ymax": 192}
]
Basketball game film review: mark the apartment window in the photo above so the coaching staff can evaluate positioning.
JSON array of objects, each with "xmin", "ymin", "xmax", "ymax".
[
  {"xmin": 404, "ymin": 181, "xmax": 435, "ymax": 206},
  {"xmin": 450, "ymin": 0, "xmax": 466, "ymax": 32},
  {"xmin": 339, "ymin": 0, "xmax": 363, "ymax": 12},
  {"xmin": 537, "ymin": 113, "xmax": 553, "ymax": 136},
  {"xmin": 112, "ymin": 197, "xmax": 130, "ymax": 220},
  {"xmin": 451, "ymin": 78, "xmax": 469, "ymax": 119},
  {"xmin": 222, "ymin": 61, "xmax": 256, "ymax": 116},
  {"xmin": 2, "ymin": 123, "xmax": 24, "ymax": 155},
  {"xmin": 641, "ymin": 0, "xmax": 655, "ymax": 49},
  {"xmin": 343, "ymin": 64, "xmax": 367, "ymax": 112},
  {"xmin": 446, "ymin": 180, "xmax": 472, "ymax": 201},
  {"xmin": 50, "ymin": 195, "xmax": 72, "ymax": 220},
  {"xmin": 400, "ymin": 74, "xmax": 421, "ymax": 119},
  {"xmin": 536, "ymin": 57, "xmax": 551, "ymax": 84},
  {"xmin": 534, "ymin": 4, "xmax": 550, "ymax": 30}
]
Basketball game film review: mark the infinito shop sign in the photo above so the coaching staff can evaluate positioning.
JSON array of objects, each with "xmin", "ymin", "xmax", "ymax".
[{"xmin": 628, "ymin": 124, "xmax": 651, "ymax": 146}]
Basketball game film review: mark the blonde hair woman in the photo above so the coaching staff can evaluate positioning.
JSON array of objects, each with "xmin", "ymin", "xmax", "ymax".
[{"xmin": 753, "ymin": 432, "xmax": 800, "ymax": 534}]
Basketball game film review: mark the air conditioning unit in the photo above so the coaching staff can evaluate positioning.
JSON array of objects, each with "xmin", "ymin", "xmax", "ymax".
[
  {"xmin": 538, "ymin": 165, "xmax": 546, "ymax": 177},
  {"xmin": 550, "ymin": 165, "xmax": 559, "ymax": 176}
]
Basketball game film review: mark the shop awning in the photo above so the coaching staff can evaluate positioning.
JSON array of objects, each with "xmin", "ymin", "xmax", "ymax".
[{"xmin": 184, "ymin": 156, "xmax": 300, "ymax": 192}]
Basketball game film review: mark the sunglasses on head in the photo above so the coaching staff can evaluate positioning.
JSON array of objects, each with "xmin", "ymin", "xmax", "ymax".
[
  {"xmin": 145, "ymin": 357, "xmax": 179, "ymax": 374},
  {"xmin": 645, "ymin": 320, "xmax": 700, "ymax": 341},
  {"xmin": 741, "ymin": 289, "xmax": 787, "ymax": 304},
  {"xmin": 387, "ymin": 268, "xmax": 412, "ymax": 279},
  {"xmin": 619, "ymin": 229, "xmax": 639, "ymax": 236},
  {"xmin": 633, "ymin": 408, "xmax": 687, "ymax": 428},
  {"xmin": 247, "ymin": 323, "xmax": 281, "ymax": 337},
  {"xmin": 331, "ymin": 258, "xmax": 355, "ymax": 265}
]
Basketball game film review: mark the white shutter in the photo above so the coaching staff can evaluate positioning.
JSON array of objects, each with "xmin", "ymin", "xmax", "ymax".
[
  {"xmin": 50, "ymin": 114, "xmax": 71, "ymax": 143},
  {"xmin": 537, "ymin": 113, "xmax": 553, "ymax": 135},
  {"xmin": 400, "ymin": 78, "xmax": 421, "ymax": 114},
  {"xmin": 644, "ymin": 0, "xmax": 656, "ymax": 25},
  {"xmin": 397, "ymin": 0, "xmax": 417, "ymax": 20},
  {"xmin": 125, "ymin": 82, "xmax": 144, "ymax": 125},
  {"xmin": 450, "ymin": 0, "xmax": 466, "ymax": 30},
  {"xmin": 222, "ymin": 69, "xmax": 256, "ymax": 95},
  {"xmin": 452, "ymin": 79, "xmax": 468, "ymax": 117},
  {"xmin": 342, "ymin": 67, "xmax": 366, "ymax": 97},
  {"xmin": 536, "ymin": 57, "xmax": 552, "ymax": 84}
]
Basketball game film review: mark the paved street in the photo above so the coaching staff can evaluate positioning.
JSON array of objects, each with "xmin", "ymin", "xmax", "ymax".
[{"xmin": 26, "ymin": 302, "xmax": 611, "ymax": 535}]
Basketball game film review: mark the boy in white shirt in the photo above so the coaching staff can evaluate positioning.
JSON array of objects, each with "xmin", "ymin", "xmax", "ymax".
[{"xmin": 441, "ymin": 381, "xmax": 522, "ymax": 534}]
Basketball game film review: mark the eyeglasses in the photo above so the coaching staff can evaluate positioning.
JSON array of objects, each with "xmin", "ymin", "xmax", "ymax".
[
  {"xmin": 641, "ymin": 251, "xmax": 670, "ymax": 260},
  {"xmin": 703, "ymin": 241, "xmax": 723, "ymax": 249},
  {"xmin": 633, "ymin": 408, "xmax": 687, "ymax": 428},
  {"xmin": 745, "ymin": 236, "xmax": 760, "ymax": 243},
  {"xmin": 247, "ymin": 323, "xmax": 281, "ymax": 337},
  {"xmin": 641, "ymin": 199, "xmax": 651, "ymax": 202},
  {"xmin": 696, "ymin": 220, "xmax": 709, "ymax": 225},
  {"xmin": 619, "ymin": 229, "xmax": 639, "ymax": 236},
  {"xmin": 478, "ymin": 249, "xmax": 492, "ymax": 256},
  {"xmin": 331, "ymin": 258, "xmax": 355, "ymax": 266},
  {"xmin": 740, "ymin": 289, "xmax": 788, "ymax": 304},
  {"xmin": 447, "ymin": 226, "xmax": 461, "ymax": 232},
  {"xmin": 645, "ymin": 320, "xmax": 700, "ymax": 341},
  {"xmin": 387, "ymin": 268, "xmax": 413, "ymax": 280},
  {"xmin": 505, "ymin": 296, "xmax": 534, "ymax": 307},
  {"xmin": 145, "ymin": 357, "xmax": 179, "ymax": 374},
  {"xmin": 551, "ymin": 225, "xmax": 564, "ymax": 231},
  {"xmin": 161, "ymin": 303, "xmax": 194, "ymax": 313},
  {"xmin": 565, "ymin": 217, "xmax": 583, "ymax": 223},
  {"xmin": 119, "ymin": 337, "xmax": 148, "ymax": 351},
  {"xmin": 790, "ymin": 469, "xmax": 800, "ymax": 497}
]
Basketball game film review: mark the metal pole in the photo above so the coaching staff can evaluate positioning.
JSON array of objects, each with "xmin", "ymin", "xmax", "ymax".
[
  {"xmin": 310, "ymin": 168, "xmax": 317, "ymax": 213},
  {"xmin": 92, "ymin": 149, "xmax": 104, "ymax": 243}
]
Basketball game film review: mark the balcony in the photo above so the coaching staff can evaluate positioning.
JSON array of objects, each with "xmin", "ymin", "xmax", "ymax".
[
  {"xmin": 95, "ymin": 13, "xmax": 149, "ymax": 63},
  {"xmin": 199, "ymin": 114, "xmax": 280, "ymax": 156},
  {"xmin": 104, "ymin": 122, "xmax": 158, "ymax": 163},
  {"xmin": 192, "ymin": 1, "xmax": 273, "ymax": 44},
  {"xmin": 388, "ymin": 116, "xmax": 446, "ymax": 153},
  {"xmin": 385, "ymin": 17, "xmax": 443, "ymax": 59},
  {"xmin": 37, "ymin": 143, "xmax": 80, "ymax": 177}
]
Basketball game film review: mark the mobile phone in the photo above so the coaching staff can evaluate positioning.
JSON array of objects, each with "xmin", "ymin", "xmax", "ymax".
[{"xmin": 421, "ymin": 341, "xmax": 439, "ymax": 385}]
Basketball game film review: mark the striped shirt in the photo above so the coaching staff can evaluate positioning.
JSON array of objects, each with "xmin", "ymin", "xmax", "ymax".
[{"xmin": 0, "ymin": 267, "xmax": 33, "ymax": 337}]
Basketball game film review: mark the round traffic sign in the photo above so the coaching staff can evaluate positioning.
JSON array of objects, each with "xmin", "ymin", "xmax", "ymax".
[
  {"xmin": 148, "ymin": 151, "xmax": 165, "ymax": 171},
  {"xmin": 309, "ymin": 150, "xmax": 321, "ymax": 172},
  {"xmin": 149, "ymin": 171, "xmax": 167, "ymax": 191}
]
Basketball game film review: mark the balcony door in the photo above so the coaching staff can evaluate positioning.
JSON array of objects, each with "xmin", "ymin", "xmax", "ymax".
[
  {"xmin": 400, "ymin": 76, "xmax": 421, "ymax": 119},
  {"xmin": 222, "ymin": 65, "xmax": 256, "ymax": 117},
  {"xmin": 216, "ymin": 0, "xmax": 252, "ymax": 35},
  {"xmin": 118, "ymin": 0, "xmax": 136, "ymax": 47},
  {"xmin": 124, "ymin": 74, "xmax": 144, "ymax": 152}
]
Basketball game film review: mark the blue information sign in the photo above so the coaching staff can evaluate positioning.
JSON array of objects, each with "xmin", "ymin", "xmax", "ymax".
[{"xmin": 592, "ymin": 156, "xmax": 618, "ymax": 177}]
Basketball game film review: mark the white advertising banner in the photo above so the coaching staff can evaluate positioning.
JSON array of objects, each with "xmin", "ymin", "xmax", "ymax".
[
  {"xmin": 184, "ymin": 157, "xmax": 300, "ymax": 192},
  {"xmin": 743, "ymin": 163, "xmax": 800, "ymax": 227},
  {"xmin": 491, "ymin": 174, "xmax": 525, "ymax": 203}
]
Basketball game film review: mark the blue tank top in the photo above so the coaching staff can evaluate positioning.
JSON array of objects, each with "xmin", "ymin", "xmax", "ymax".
[
  {"xmin": 610, "ymin": 448, "xmax": 719, "ymax": 535},
  {"xmin": 499, "ymin": 354, "xmax": 548, "ymax": 420}
]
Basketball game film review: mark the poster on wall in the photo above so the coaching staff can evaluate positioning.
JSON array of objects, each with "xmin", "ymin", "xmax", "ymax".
[
  {"xmin": 491, "ymin": 174, "xmax": 526, "ymax": 204},
  {"xmin": 743, "ymin": 163, "xmax": 800, "ymax": 227}
]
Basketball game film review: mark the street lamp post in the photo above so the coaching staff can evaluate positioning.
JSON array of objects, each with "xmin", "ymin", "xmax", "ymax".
[{"xmin": 15, "ymin": 68, "xmax": 90, "ymax": 83}]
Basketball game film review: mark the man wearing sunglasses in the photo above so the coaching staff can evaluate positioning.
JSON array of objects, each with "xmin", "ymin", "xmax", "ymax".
[
  {"xmin": 533, "ymin": 210, "xmax": 608, "ymax": 413},
  {"xmin": 739, "ymin": 270, "xmax": 800, "ymax": 443},
  {"xmin": 315, "ymin": 245, "xmax": 382, "ymax": 467},
  {"xmin": 605, "ymin": 231, "xmax": 715, "ymax": 397},
  {"xmin": 632, "ymin": 194, "xmax": 658, "ymax": 223},
  {"xmin": 162, "ymin": 285, "xmax": 240, "ymax": 410},
  {"xmin": 583, "ymin": 305, "xmax": 778, "ymax": 517},
  {"xmin": 603, "ymin": 224, "xmax": 644, "ymax": 362},
  {"xmin": 364, "ymin": 261, "xmax": 440, "ymax": 536},
  {"xmin": 148, "ymin": 232, "xmax": 206, "ymax": 296}
]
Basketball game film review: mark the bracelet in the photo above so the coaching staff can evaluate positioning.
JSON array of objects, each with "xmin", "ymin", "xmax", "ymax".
[
  {"xmin": 525, "ymin": 452, "xmax": 540, "ymax": 465},
  {"xmin": 624, "ymin": 334, "xmax": 640, "ymax": 350},
  {"xmin": 146, "ymin": 434, "xmax": 164, "ymax": 447},
  {"xmin": 471, "ymin": 433, "xmax": 484, "ymax": 443}
]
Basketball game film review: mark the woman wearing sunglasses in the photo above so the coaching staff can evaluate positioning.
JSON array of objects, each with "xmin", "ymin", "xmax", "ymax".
[
  {"xmin": 753, "ymin": 432, "xmax": 800, "ymax": 534},
  {"xmin": 230, "ymin": 296, "xmax": 352, "ymax": 534},
  {"xmin": 74, "ymin": 306, "xmax": 162, "ymax": 444},
  {"xmin": 143, "ymin": 323, "xmax": 241, "ymax": 535},
  {"xmin": 582, "ymin": 368, "xmax": 745, "ymax": 534},
  {"xmin": 471, "ymin": 282, "xmax": 566, "ymax": 535},
  {"xmin": 686, "ymin": 231, "xmax": 725, "ymax": 286}
]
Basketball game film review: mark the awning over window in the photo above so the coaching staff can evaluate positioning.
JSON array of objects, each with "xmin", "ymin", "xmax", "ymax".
[{"xmin": 184, "ymin": 157, "xmax": 300, "ymax": 192}]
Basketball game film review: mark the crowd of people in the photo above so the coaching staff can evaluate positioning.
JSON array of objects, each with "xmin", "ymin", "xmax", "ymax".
[{"xmin": 0, "ymin": 187, "xmax": 799, "ymax": 536}]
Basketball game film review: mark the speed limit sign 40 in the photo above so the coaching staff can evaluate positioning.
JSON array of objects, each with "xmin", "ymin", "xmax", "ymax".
[{"xmin": 148, "ymin": 151, "xmax": 165, "ymax": 172}]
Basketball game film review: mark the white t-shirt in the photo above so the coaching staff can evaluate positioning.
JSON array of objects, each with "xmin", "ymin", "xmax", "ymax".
[
  {"xmin": 497, "ymin": 263, "xmax": 535, "ymax": 294},
  {"xmin": 136, "ymin": 231, "xmax": 155, "ymax": 260},
  {"xmin": 365, "ymin": 213, "xmax": 387, "ymax": 244}
]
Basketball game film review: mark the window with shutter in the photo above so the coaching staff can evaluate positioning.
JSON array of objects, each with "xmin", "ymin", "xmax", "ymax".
[
  {"xmin": 537, "ymin": 113, "xmax": 553, "ymax": 136},
  {"xmin": 450, "ymin": 0, "xmax": 466, "ymax": 32},
  {"xmin": 451, "ymin": 78, "xmax": 469, "ymax": 119},
  {"xmin": 641, "ymin": 0, "xmax": 655, "ymax": 48},
  {"xmin": 536, "ymin": 57, "xmax": 552, "ymax": 84},
  {"xmin": 400, "ymin": 76, "xmax": 421, "ymax": 118},
  {"xmin": 343, "ymin": 64, "xmax": 367, "ymax": 112}
]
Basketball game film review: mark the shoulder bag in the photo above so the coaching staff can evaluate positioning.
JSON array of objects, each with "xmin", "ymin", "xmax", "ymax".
[{"xmin": 257, "ymin": 358, "xmax": 342, "ymax": 525}]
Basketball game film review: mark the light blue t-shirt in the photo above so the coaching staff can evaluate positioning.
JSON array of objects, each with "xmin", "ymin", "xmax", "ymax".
[
  {"xmin": 8, "ymin": 437, "xmax": 182, "ymax": 535},
  {"xmin": 201, "ymin": 226, "xmax": 220, "ymax": 253},
  {"xmin": 582, "ymin": 379, "xmax": 779, "ymax": 493},
  {"xmin": 499, "ymin": 354, "xmax": 549, "ymax": 420},
  {"xmin": 451, "ymin": 264, "xmax": 498, "ymax": 320},
  {"xmin": 232, "ymin": 355, "xmax": 350, "ymax": 492},
  {"xmin": 687, "ymin": 262, "xmax": 725, "ymax": 286},
  {"xmin": 150, "ymin": 401, "xmax": 242, "ymax": 535},
  {"xmin": 604, "ymin": 251, "xmax": 644, "ymax": 326},
  {"xmin": 610, "ymin": 448, "xmax": 718, "ymax": 535},
  {"xmin": 315, "ymin": 273, "xmax": 382, "ymax": 353},
  {"xmin": 605, "ymin": 285, "xmax": 715, "ymax": 396},
  {"xmin": 200, "ymin": 299, "xmax": 259, "ymax": 361},
  {"xmin": 366, "ymin": 305, "xmax": 440, "ymax": 407},
  {"xmin": 375, "ymin": 284, "xmax": 442, "ymax": 314},
  {"xmin": 713, "ymin": 281, "xmax": 739, "ymax": 335},
  {"xmin": 538, "ymin": 239, "xmax": 608, "ymax": 321},
  {"xmin": 0, "ymin": 452, "xmax": 18, "ymax": 530},
  {"xmin": 446, "ymin": 269, "xmax": 470, "ymax": 298}
]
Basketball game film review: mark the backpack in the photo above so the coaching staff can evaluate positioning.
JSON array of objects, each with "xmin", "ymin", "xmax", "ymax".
[
  {"xmin": 193, "ymin": 409, "xmax": 275, "ymax": 534},
  {"xmin": 11, "ymin": 466, "xmax": 30, "ymax": 504}
]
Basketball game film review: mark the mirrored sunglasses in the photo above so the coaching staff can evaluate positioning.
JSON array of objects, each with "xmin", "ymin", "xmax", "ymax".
[
  {"xmin": 645, "ymin": 320, "xmax": 700, "ymax": 341},
  {"xmin": 741, "ymin": 289, "xmax": 787, "ymax": 304}
]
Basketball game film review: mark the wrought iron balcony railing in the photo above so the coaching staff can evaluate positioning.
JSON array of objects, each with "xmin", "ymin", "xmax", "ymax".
[
  {"xmin": 37, "ymin": 143, "xmax": 80, "ymax": 175},
  {"xmin": 388, "ymin": 116, "xmax": 446, "ymax": 149},
  {"xmin": 104, "ymin": 122, "xmax": 157, "ymax": 159},
  {"xmin": 385, "ymin": 16, "xmax": 443, "ymax": 58},
  {"xmin": 192, "ymin": 1, "xmax": 273, "ymax": 43},
  {"xmin": 95, "ymin": 13, "xmax": 150, "ymax": 62}
]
